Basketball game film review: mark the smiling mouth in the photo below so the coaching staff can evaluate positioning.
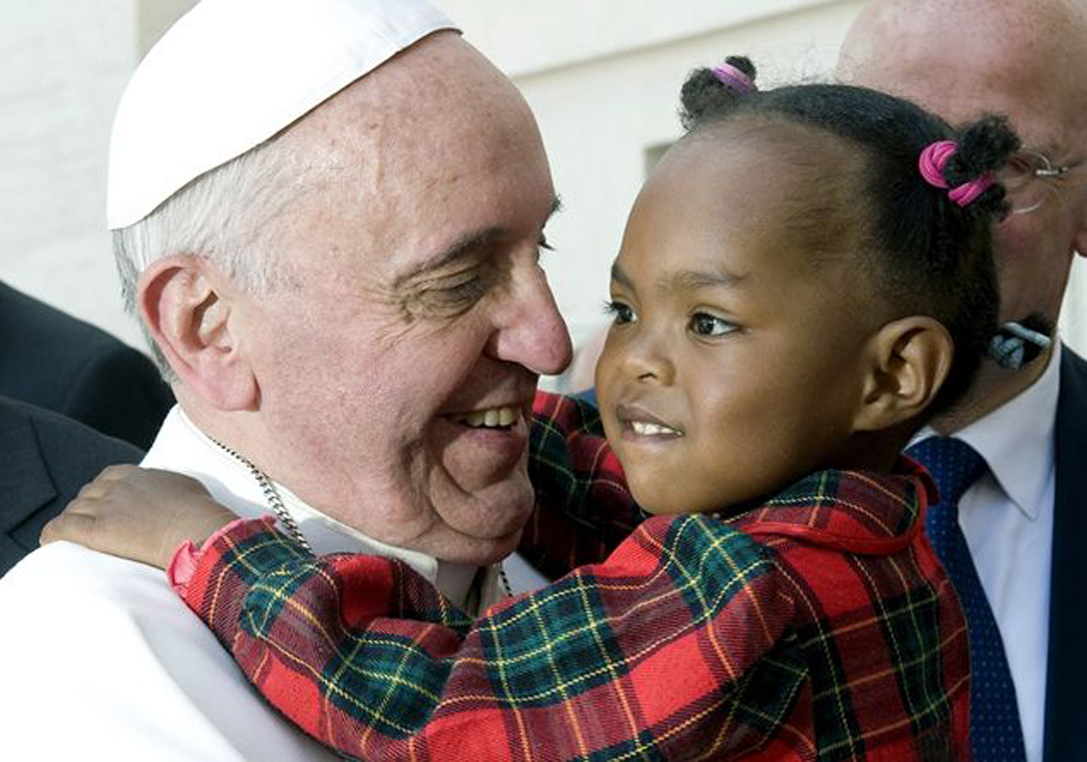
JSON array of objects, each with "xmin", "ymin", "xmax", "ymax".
[
  {"xmin": 615, "ymin": 402, "xmax": 684, "ymax": 439},
  {"xmin": 626, "ymin": 420, "xmax": 683, "ymax": 438},
  {"xmin": 449, "ymin": 405, "xmax": 522, "ymax": 430}
]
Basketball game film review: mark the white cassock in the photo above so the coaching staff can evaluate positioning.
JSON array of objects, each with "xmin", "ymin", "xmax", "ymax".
[{"xmin": 0, "ymin": 407, "xmax": 542, "ymax": 761}]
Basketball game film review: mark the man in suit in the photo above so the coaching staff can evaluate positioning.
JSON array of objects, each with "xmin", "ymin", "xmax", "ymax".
[
  {"xmin": 838, "ymin": 2, "xmax": 1087, "ymax": 760},
  {"xmin": 0, "ymin": 280, "xmax": 174, "ymax": 449},
  {"xmin": 0, "ymin": 395, "xmax": 142, "ymax": 575}
]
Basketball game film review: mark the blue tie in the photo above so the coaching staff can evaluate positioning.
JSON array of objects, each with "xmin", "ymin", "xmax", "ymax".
[{"xmin": 908, "ymin": 437, "xmax": 1027, "ymax": 761}]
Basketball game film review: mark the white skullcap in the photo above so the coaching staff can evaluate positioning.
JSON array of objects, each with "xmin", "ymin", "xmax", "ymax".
[{"xmin": 107, "ymin": 0, "xmax": 457, "ymax": 230}]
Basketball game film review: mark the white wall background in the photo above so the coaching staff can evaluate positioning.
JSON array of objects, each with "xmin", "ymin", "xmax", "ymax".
[
  {"xmin": 2, "ymin": 0, "xmax": 1084, "ymax": 377},
  {"xmin": 0, "ymin": 0, "xmax": 196, "ymax": 349}
]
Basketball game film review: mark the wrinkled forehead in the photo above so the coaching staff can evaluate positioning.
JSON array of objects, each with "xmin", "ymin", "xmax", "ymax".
[
  {"xmin": 333, "ymin": 33, "xmax": 537, "ymax": 169},
  {"xmin": 277, "ymin": 35, "xmax": 552, "ymax": 278}
]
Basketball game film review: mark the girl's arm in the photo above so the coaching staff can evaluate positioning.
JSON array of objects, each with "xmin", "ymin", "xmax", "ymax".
[
  {"xmin": 520, "ymin": 392, "xmax": 645, "ymax": 576},
  {"xmin": 179, "ymin": 513, "xmax": 805, "ymax": 761}
]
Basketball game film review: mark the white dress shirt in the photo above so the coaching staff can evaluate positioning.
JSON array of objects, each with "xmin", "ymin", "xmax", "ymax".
[
  {"xmin": 0, "ymin": 406, "xmax": 503, "ymax": 761},
  {"xmin": 916, "ymin": 343, "xmax": 1061, "ymax": 762}
]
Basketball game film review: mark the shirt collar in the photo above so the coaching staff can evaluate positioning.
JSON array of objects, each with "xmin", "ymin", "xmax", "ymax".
[
  {"xmin": 946, "ymin": 343, "xmax": 1061, "ymax": 520},
  {"xmin": 143, "ymin": 407, "xmax": 489, "ymax": 611}
]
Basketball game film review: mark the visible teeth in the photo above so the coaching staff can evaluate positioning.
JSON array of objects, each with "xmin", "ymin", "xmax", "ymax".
[
  {"xmin": 631, "ymin": 421, "xmax": 680, "ymax": 437},
  {"xmin": 457, "ymin": 406, "xmax": 519, "ymax": 428}
]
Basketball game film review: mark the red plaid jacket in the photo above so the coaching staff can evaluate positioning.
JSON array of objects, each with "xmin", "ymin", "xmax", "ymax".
[{"xmin": 176, "ymin": 392, "xmax": 971, "ymax": 761}]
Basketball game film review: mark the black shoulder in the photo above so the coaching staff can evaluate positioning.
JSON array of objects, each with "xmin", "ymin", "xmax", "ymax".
[
  {"xmin": 0, "ymin": 282, "xmax": 173, "ymax": 448},
  {"xmin": 0, "ymin": 397, "xmax": 142, "ymax": 574}
]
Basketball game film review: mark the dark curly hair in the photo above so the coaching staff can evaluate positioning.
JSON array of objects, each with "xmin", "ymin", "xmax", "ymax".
[{"xmin": 677, "ymin": 56, "xmax": 1017, "ymax": 418}]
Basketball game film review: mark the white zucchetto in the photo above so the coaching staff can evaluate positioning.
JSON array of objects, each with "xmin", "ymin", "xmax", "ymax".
[{"xmin": 107, "ymin": 0, "xmax": 457, "ymax": 231}]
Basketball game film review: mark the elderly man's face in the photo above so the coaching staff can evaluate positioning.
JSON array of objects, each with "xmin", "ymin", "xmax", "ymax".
[{"xmin": 240, "ymin": 35, "xmax": 571, "ymax": 563}]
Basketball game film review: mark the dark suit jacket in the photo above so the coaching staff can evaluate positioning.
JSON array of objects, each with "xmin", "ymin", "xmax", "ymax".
[
  {"xmin": 1043, "ymin": 346, "xmax": 1087, "ymax": 762},
  {"xmin": 0, "ymin": 281, "xmax": 173, "ymax": 449},
  {"xmin": 0, "ymin": 396, "xmax": 143, "ymax": 576}
]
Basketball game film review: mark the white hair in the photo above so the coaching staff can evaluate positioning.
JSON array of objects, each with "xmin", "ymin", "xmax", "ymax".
[{"xmin": 113, "ymin": 133, "xmax": 325, "ymax": 378}]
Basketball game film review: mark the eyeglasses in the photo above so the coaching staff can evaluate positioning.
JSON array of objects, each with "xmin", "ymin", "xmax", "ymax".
[{"xmin": 998, "ymin": 149, "xmax": 1085, "ymax": 215}]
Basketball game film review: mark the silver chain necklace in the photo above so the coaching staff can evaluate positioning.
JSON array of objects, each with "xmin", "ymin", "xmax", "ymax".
[
  {"xmin": 212, "ymin": 438, "xmax": 314, "ymax": 556},
  {"xmin": 211, "ymin": 439, "xmax": 512, "ymax": 598}
]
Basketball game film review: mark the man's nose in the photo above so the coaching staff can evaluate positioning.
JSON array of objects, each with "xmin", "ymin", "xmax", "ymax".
[{"xmin": 486, "ymin": 262, "xmax": 572, "ymax": 375}]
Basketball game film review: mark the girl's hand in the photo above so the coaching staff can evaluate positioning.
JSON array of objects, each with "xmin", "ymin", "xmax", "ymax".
[{"xmin": 41, "ymin": 465, "xmax": 238, "ymax": 569}]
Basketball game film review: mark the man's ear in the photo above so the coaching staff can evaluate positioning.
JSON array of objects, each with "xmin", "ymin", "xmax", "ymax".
[
  {"xmin": 137, "ymin": 256, "xmax": 258, "ymax": 411},
  {"xmin": 853, "ymin": 316, "xmax": 954, "ymax": 432}
]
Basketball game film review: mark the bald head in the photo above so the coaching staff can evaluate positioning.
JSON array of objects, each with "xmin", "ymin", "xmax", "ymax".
[{"xmin": 838, "ymin": 0, "xmax": 1087, "ymax": 134}]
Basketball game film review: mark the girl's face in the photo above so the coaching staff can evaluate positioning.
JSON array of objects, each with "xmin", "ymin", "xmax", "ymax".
[{"xmin": 596, "ymin": 129, "xmax": 882, "ymax": 514}]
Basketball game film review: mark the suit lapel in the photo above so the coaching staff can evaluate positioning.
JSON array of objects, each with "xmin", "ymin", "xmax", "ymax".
[
  {"xmin": 0, "ymin": 401, "xmax": 56, "ymax": 535},
  {"xmin": 1043, "ymin": 347, "xmax": 1087, "ymax": 762}
]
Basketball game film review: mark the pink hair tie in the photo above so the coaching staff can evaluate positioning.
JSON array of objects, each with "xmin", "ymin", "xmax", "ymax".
[
  {"xmin": 918, "ymin": 139, "xmax": 996, "ymax": 208},
  {"xmin": 711, "ymin": 62, "xmax": 756, "ymax": 95}
]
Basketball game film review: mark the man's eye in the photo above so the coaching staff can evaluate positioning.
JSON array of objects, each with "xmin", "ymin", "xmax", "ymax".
[
  {"xmin": 604, "ymin": 300, "xmax": 636, "ymax": 324},
  {"xmin": 443, "ymin": 277, "xmax": 486, "ymax": 304},
  {"xmin": 689, "ymin": 312, "xmax": 735, "ymax": 337},
  {"xmin": 538, "ymin": 234, "xmax": 555, "ymax": 252},
  {"xmin": 413, "ymin": 276, "xmax": 488, "ymax": 317}
]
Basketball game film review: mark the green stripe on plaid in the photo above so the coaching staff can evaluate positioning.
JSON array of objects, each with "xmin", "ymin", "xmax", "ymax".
[
  {"xmin": 702, "ymin": 639, "xmax": 809, "ymax": 757},
  {"xmin": 477, "ymin": 571, "xmax": 627, "ymax": 706},
  {"xmin": 764, "ymin": 469, "xmax": 842, "ymax": 520},
  {"xmin": 662, "ymin": 514, "xmax": 779, "ymax": 625},
  {"xmin": 319, "ymin": 631, "xmax": 454, "ymax": 738},
  {"xmin": 786, "ymin": 557, "xmax": 952, "ymax": 760},
  {"xmin": 529, "ymin": 403, "xmax": 605, "ymax": 517},
  {"xmin": 237, "ymin": 541, "xmax": 475, "ymax": 739},
  {"xmin": 856, "ymin": 555, "xmax": 955, "ymax": 740},
  {"xmin": 213, "ymin": 529, "xmax": 315, "ymax": 631},
  {"xmin": 781, "ymin": 568, "xmax": 865, "ymax": 760}
]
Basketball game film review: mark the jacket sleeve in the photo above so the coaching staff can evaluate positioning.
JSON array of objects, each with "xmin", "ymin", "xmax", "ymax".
[
  {"xmin": 179, "ymin": 514, "xmax": 806, "ymax": 762},
  {"xmin": 520, "ymin": 392, "xmax": 645, "ymax": 577}
]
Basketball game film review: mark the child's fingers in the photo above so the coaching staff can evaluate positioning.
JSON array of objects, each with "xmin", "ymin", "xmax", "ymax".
[
  {"xmin": 41, "ymin": 465, "xmax": 226, "ymax": 569},
  {"xmin": 40, "ymin": 510, "xmax": 97, "ymax": 546}
]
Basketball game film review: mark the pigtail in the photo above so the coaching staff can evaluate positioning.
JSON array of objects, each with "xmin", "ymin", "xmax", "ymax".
[
  {"xmin": 920, "ymin": 115, "xmax": 1047, "ymax": 370},
  {"xmin": 943, "ymin": 115, "xmax": 1020, "ymax": 219},
  {"xmin": 679, "ymin": 56, "xmax": 757, "ymax": 131}
]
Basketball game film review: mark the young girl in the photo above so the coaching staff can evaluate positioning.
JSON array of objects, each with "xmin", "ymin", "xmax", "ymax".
[{"xmin": 50, "ymin": 57, "xmax": 1018, "ymax": 760}]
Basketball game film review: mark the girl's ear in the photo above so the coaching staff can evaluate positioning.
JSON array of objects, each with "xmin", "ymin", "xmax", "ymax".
[
  {"xmin": 1072, "ymin": 192, "xmax": 1087, "ymax": 259},
  {"xmin": 853, "ymin": 316, "xmax": 954, "ymax": 432},
  {"xmin": 137, "ymin": 255, "xmax": 259, "ymax": 412}
]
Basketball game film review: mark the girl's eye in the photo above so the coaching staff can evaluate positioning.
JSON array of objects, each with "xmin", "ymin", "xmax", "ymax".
[
  {"xmin": 689, "ymin": 312, "xmax": 736, "ymax": 337},
  {"xmin": 604, "ymin": 300, "xmax": 637, "ymax": 325}
]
